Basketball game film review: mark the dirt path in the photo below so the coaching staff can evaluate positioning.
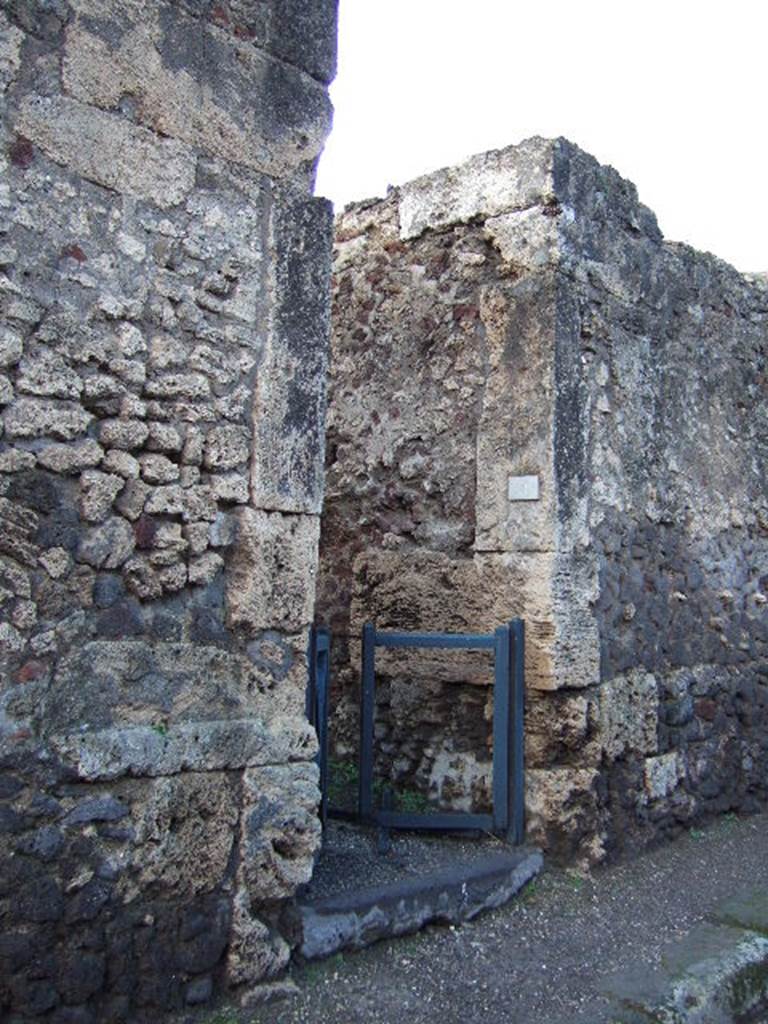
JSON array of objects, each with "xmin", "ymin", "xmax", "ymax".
[{"xmin": 210, "ymin": 812, "xmax": 768, "ymax": 1024}]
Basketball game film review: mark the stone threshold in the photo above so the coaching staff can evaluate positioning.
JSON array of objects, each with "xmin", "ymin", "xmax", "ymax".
[
  {"xmin": 296, "ymin": 846, "xmax": 543, "ymax": 961},
  {"xmin": 605, "ymin": 890, "xmax": 768, "ymax": 1023}
]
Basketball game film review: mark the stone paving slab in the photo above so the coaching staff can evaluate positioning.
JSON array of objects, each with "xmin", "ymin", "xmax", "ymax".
[
  {"xmin": 605, "ymin": 906, "xmax": 768, "ymax": 1023},
  {"xmin": 297, "ymin": 846, "xmax": 542, "ymax": 960},
  {"xmin": 714, "ymin": 891, "xmax": 768, "ymax": 937}
]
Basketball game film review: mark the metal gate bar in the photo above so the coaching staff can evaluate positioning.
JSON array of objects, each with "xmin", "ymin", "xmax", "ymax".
[
  {"xmin": 358, "ymin": 619, "xmax": 525, "ymax": 839},
  {"xmin": 307, "ymin": 625, "xmax": 330, "ymax": 825}
]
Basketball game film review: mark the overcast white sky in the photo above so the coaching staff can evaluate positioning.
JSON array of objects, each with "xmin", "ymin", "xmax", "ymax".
[{"xmin": 315, "ymin": 1, "xmax": 768, "ymax": 273}]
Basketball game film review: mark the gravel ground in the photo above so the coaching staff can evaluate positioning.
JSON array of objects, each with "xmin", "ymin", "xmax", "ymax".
[
  {"xmin": 200, "ymin": 812, "xmax": 768, "ymax": 1024},
  {"xmin": 300, "ymin": 820, "xmax": 509, "ymax": 901}
]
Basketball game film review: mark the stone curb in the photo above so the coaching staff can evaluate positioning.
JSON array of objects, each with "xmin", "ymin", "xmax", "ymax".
[
  {"xmin": 296, "ymin": 846, "xmax": 543, "ymax": 961},
  {"xmin": 605, "ymin": 889, "xmax": 768, "ymax": 1023}
]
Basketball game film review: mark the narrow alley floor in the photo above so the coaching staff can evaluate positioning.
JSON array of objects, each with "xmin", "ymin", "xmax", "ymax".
[{"xmin": 210, "ymin": 812, "xmax": 768, "ymax": 1024}]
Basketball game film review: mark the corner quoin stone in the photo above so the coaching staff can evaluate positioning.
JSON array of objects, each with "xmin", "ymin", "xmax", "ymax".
[{"xmin": 226, "ymin": 508, "xmax": 321, "ymax": 635}]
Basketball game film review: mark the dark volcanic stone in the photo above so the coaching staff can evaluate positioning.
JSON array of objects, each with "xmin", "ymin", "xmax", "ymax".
[
  {"xmin": 66, "ymin": 878, "xmax": 112, "ymax": 923},
  {"xmin": 8, "ymin": 975, "xmax": 58, "ymax": 1016},
  {"xmin": 92, "ymin": 574, "xmax": 125, "ymax": 609},
  {"xmin": 57, "ymin": 951, "xmax": 105, "ymax": 1003},
  {"xmin": 51, "ymin": 1007, "xmax": 96, "ymax": 1024},
  {"xmin": 175, "ymin": 898, "xmax": 230, "ymax": 973},
  {"xmin": 27, "ymin": 793, "xmax": 63, "ymax": 819},
  {"xmin": 0, "ymin": 929, "xmax": 38, "ymax": 970},
  {"xmin": 15, "ymin": 876, "xmax": 64, "ymax": 923},
  {"xmin": 189, "ymin": 606, "xmax": 228, "ymax": 646},
  {"xmin": 149, "ymin": 611, "xmax": 183, "ymax": 641},
  {"xmin": 95, "ymin": 599, "xmax": 144, "ymax": 639},
  {"xmin": 0, "ymin": 773, "xmax": 24, "ymax": 799},
  {"xmin": 63, "ymin": 797, "xmax": 128, "ymax": 827},
  {"xmin": 16, "ymin": 825, "xmax": 64, "ymax": 861},
  {"xmin": 184, "ymin": 975, "xmax": 213, "ymax": 1006},
  {"xmin": 0, "ymin": 805, "xmax": 24, "ymax": 833}
]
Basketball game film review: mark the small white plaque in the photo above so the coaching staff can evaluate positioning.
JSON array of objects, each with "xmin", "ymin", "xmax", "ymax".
[{"xmin": 508, "ymin": 475, "xmax": 540, "ymax": 501}]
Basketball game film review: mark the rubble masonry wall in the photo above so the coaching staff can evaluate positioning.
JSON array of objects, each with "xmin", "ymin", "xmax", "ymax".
[
  {"xmin": 0, "ymin": 1, "xmax": 336, "ymax": 1019},
  {"xmin": 318, "ymin": 137, "xmax": 768, "ymax": 863}
]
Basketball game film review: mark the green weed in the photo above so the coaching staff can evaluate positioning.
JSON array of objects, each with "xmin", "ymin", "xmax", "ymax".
[
  {"xmin": 202, "ymin": 1010, "xmax": 241, "ymax": 1024},
  {"xmin": 328, "ymin": 760, "xmax": 433, "ymax": 814},
  {"xmin": 395, "ymin": 787, "xmax": 432, "ymax": 814},
  {"xmin": 565, "ymin": 870, "xmax": 585, "ymax": 892}
]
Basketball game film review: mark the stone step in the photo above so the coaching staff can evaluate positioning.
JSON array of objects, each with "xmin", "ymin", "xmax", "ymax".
[
  {"xmin": 604, "ymin": 890, "xmax": 768, "ymax": 1023},
  {"xmin": 296, "ymin": 846, "xmax": 542, "ymax": 961}
]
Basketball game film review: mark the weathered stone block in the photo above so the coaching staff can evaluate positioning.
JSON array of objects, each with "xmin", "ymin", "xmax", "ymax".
[
  {"xmin": 203, "ymin": 425, "xmax": 250, "ymax": 471},
  {"xmin": 0, "ymin": 325, "xmax": 23, "ymax": 367},
  {"xmin": 526, "ymin": 767, "xmax": 605, "ymax": 864},
  {"xmin": 188, "ymin": 551, "xmax": 223, "ymax": 586},
  {"xmin": 227, "ymin": 890, "xmax": 290, "ymax": 987},
  {"xmin": 139, "ymin": 453, "xmax": 179, "ymax": 484},
  {"xmin": 17, "ymin": 350, "xmax": 83, "ymax": 400},
  {"xmin": 128, "ymin": 773, "xmax": 239, "ymax": 897},
  {"xmin": 226, "ymin": 508, "xmax": 320, "ymax": 634},
  {"xmin": 238, "ymin": 761, "xmax": 321, "ymax": 902},
  {"xmin": 261, "ymin": 0, "xmax": 339, "ymax": 85},
  {"xmin": 250, "ymin": 198, "xmax": 333, "ymax": 514},
  {"xmin": 210, "ymin": 471, "xmax": 249, "ymax": 503},
  {"xmin": 4, "ymin": 398, "xmax": 92, "ymax": 440},
  {"xmin": 36, "ymin": 440, "xmax": 104, "ymax": 474},
  {"xmin": 0, "ymin": 11, "xmax": 23, "ymax": 94},
  {"xmin": 79, "ymin": 470, "xmax": 125, "ymax": 522},
  {"xmin": 99, "ymin": 419, "xmax": 150, "ymax": 451},
  {"xmin": 597, "ymin": 670, "xmax": 659, "ymax": 760},
  {"xmin": 102, "ymin": 449, "xmax": 140, "ymax": 478},
  {"xmin": 398, "ymin": 136, "xmax": 554, "ymax": 240},
  {"xmin": 50, "ymin": 716, "xmax": 317, "ymax": 780},
  {"xmin": 76, "ymin": 517, "xmax": 135, "ymax": 569},
  {"xmin": 62, "ymin": 2, "xmax": 333, "ymax": 179},
  {"xmin": 643, "ymin": 752, "xmax": 685, "ymax": 801},
  {"xmin": 16, "ymin": 94, "xmax": 196, "ymax": 207}
]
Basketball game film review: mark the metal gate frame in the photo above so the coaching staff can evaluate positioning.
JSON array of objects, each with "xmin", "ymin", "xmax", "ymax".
[
  {"xmin": 307, "ymin": 620, "xmax": 525, "ymax": 843},
  {"xmin": 358, "ymin": 620, "xmax": 525, "ymax": 842},
  {"xmin": 306, "ymin": 625, "xmax": 330, "ymax": 825}
]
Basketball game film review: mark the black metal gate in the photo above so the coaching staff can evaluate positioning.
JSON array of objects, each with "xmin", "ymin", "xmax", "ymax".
[{"xmin": 307, "ymin": 620, "xmax": 525, "ymax": 842}]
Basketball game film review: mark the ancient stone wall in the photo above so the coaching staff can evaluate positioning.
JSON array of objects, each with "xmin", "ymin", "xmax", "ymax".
[
  {"xmin": 0, "ymin": 1, "xmax": 336, "ymax": 1019},
  {"xmin": 318, "ymin": 137, "xmax": 768, "ymax": 863}
]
